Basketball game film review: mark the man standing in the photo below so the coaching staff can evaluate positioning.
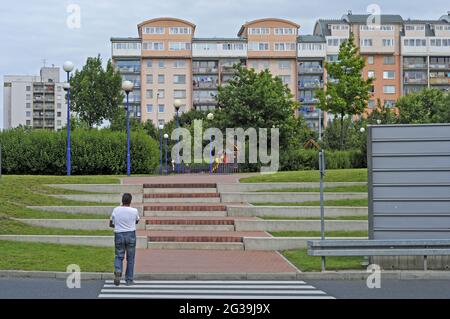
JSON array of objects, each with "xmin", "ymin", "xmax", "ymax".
[{"xmin": 110, "ymin": 193, "xmax": 140, "ymax": 286}]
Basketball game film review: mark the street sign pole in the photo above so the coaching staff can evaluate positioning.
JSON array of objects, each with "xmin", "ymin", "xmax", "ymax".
[{"xmin": 319, "ymin": 149, "xmax": 326, "ymax": 272}]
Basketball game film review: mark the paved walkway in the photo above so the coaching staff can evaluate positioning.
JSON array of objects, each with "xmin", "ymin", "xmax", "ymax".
[
  {"xmin": 135, "ymin": 250, "xmax": 298, "ymax": 273},
  {"xmin": 121, "ymin": 173, "xmax": 255, "ymax": 185}
]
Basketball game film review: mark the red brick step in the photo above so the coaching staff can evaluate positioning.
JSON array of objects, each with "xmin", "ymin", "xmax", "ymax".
[
  {"xmin": 144, "ymin": 205, "xmax": 227, "ymax": 211},
  {"xmin": 146, "ymin": 219, "xmax": 234, "ymax": 226},
  {"xmin": 148, "ymin": 236, "xmax": 243, "ymax": 243},
  {"xmin": 144, "ymin": 193, "xmax": 220, "ymax": 199},
  {"xmin": 144, "ymin": 183, "xmax": 217, "ymax": 188}
]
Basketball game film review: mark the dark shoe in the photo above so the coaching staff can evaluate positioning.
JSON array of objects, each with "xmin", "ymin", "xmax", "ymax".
[
  {"xmin": 125, "ymin": 280, "xmax": 134, "ymax": 286},
  {"xmin": 114, "ymin": 272, "xmax": 122, "ymax": 286}
]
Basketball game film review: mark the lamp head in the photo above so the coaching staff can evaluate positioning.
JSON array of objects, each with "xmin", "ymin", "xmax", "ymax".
[
  {"xmin": 377, "ymin": 119, "xmax": 382, "ymax": 125},
  {"xmin": 163, "ymin": 133, "xmax": 169, "ymax": 139},
  {"xmin": 63, "ymin": 61, "xmax": 74, "ymax": 73},
  {"xmin": 122, "ymin": 80, "xmax": 134, "ymax": 93},
  {"xmin": 158, "ymin": 124, "xmax": 164, "ymax": 130},
  {"xmin": 174, "ymin": 99, "xmax": 182, "ymax": 111},
  {"xmin": 207, "ymin": 112, "xmax": 214, "ymax": 121},
  {"xmin": 360, "ymin": 127, "xmax": 366, "ymax": 133}
]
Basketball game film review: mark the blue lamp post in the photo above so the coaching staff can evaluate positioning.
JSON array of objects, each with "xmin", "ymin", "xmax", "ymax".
[
  {"xmin": 159, "ymin": 124, "xmax": 164, "ymax": 175},
  {"xmin": 122, "ymin": 80, "xmax": 134, "ymax": 176},
  {"xmin": 207, "ymin": 112, "xmax": 214, "ymax": 174},
  {"xmin": 174, "ymin": 99, "xmax": 182, "ymax": 174},
  {"xmin": 164, "ymin": 133, "xmax": 169, "ymax": 175},
  {"xmin": 63, "ymin": 61, "xmax": 74, "ymax": 176}
]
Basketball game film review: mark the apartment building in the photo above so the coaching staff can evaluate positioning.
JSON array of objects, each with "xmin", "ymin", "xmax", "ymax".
[
  {"xmin": 3, "ymin": 67, "xmax": 68, "ymax": 130},
  {"xmin": 110, "ymin": 13, "xmax": 450, "ymax": 130}
]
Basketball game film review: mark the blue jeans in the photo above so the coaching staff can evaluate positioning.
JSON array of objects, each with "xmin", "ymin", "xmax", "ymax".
[{"xmin": 114, "ymin": 231, "xmax": 136, "ymax": 282}]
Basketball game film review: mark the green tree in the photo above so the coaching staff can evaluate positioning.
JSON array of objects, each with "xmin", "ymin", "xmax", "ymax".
[
  {"xmin": 396, "ymin": 88, "xmax": 450, "ymax": 124},
  {"xmin": 316, "ymin": 33, "xmax": 374, "ymax": 149},
  {"xmin": 70, "ymin": 55, "xmax": 123, "ymax": 127},
  {"xmin": 366, "ymin": 98, "xmax": 398, "ymax": 125},
  {"xmin": 216, "ymin": 65, "xmax": 302, "ymax": 149}
]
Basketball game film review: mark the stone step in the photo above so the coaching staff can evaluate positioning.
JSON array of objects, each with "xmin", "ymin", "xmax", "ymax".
[
  {"xmin": 144, "ymin": 188, "xmax": 217, "ymax": 194},
  {"xmin": 145, "ymin": 218, "xmax": 235, "ymax": 231},
  {"xmin": 144, "ymin": 205, "xmax": 227, "ymax": 212},
  {"xmin": 144, "ymin": 193, "xmax": 220, "ymax": 199},
  {"xmin": 144, "ymin": 183, "xmax": 217, "ymax": 189},
  {"xmin": 146, "ymin": 242, "xmax": 244, "ymax": 250},
  {"xmin": 143, "ymin": 193, "xmax": 221, "ymax": 203},
  {"xmin": 144, "ymin": 211, "xmax": 228, "ymax": 217},
  {"xmin": 148, "ymin": 236, "xmax": 243, "ymax": 243}
]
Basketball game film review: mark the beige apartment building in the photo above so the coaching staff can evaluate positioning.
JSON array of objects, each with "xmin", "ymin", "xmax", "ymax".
[{"xmin": 111, "ymin": 13, "xmax": 450, "ymax": 131}]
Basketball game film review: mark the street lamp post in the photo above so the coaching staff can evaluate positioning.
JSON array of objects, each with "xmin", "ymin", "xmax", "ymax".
[
  {"xmin": 63, "ymin": 61, "xmax": 74, "ymax": 176},
  {"xmin": 122, "ymin": 80, "xmax": 134, "ymax": 176},
  {"xmin": 164, "ymin": 133, "xmax": 169, "ymax": 175},
  {"xmin": 174, "ymin": 99, "xmax": 182, "ymax": 174},
  {"xmin": 207, "ymin": 112, "xmax": 214, "ymax": 174},
  {"xmin": 159, "ymin": 124, "xmax": 164, "ymax": 175}
]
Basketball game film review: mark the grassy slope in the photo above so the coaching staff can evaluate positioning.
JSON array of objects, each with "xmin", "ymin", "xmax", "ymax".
[
  {"xmin": 0, "ymin": 241, "xmax": 113, "ymax": 272},
  {"xmin": 270, "ymin": 230, "xmax": 368, "ymax": 237},
  {"xmin": 256, "ymin": 185, "xmax": 367, "ymax": 193},
  {"xmin": 240, "ymin": 169, "xmax": 367, "ymax": 183},
  {"xmin": 252, "ymin": 198, "xmax": 368, "ymax": 207},
  {"xmin": 260, "ymin": 216, "xmax": 367, "ymax": 221}
]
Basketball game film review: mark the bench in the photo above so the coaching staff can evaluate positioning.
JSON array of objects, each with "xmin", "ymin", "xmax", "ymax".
[{"xmin": 307, "ymin": 239, "xmax": 450, "ymax": 271}]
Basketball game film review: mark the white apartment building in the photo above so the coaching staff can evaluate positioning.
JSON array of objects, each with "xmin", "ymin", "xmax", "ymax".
[{"xmin": 3, "ymin": 67, "xmax": 68, "ymax": 130}]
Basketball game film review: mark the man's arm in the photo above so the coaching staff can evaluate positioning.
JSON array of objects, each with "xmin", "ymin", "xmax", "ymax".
[{"xmin": 110, "ymin": 211, "xmax": 115, "ymax": 229}]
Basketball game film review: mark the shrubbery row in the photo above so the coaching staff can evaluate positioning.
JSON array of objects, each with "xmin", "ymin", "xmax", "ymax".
[{"xmin": 0, "ymin": 128, "xmax": 159, "ymax": 175}]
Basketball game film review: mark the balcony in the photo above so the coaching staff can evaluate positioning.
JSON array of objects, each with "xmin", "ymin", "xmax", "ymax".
[
  {"xmin": 298, "ymin": 81, "xmax": 324, "ymax": 89},
  {"xmin": 404, "ymin": 78, "xmax": 428, "ymax": 85},
  {"xmin": 116, "ymin": 66, "xmax": 141, "ymax": 74},
  {"xmin": 403, "ymin": 63, "xmax": 427, "ymax": 69},
  {"xmin": 193, "ymin": 67, "xmax": 219, "ymax": 74},
  {"xmin": 299, "ymin": 97, "xmax": 319, "ymax": 104},
  {"xmin": 193, "ymin": 98, "xmax": 217, "ymax": 105},
  {"xmin": 193, "ymin": 82, "xmax": 219, "ymax": 89},
  {"xmin": 430, "ymin": 77, "xmax": 450, "ymax": 85},
  {"xmin": 298, "ymin": 67, "xmax": 323, "ymax": 74},
  {"xmin": 430, "ymin": 64, "xmax": 450, "ymax": 70}
]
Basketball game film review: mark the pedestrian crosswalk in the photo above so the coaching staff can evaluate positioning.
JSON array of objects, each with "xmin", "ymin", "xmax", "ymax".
[{"xmin": 98, "ymin": 280, "xmax": 334, "ymax": 299}]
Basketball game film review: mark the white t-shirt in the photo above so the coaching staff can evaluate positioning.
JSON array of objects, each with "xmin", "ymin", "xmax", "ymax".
[{"xmin": 111, "ymin": 206, "xmax": 140, "ymax": 233}]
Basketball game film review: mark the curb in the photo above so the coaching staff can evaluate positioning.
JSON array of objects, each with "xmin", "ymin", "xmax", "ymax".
[{"xmin": 1, "ymin": 270, "xmax": 450, "ymax": 281}]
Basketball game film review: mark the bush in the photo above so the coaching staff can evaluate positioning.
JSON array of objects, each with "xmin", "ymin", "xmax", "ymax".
[
  {"xmin": 0, "ymin": 128, "xmax": 159, "ymax": 175},
  {"xmin": 280, "ymin": 148, "xmax": 366, "ymax": 171}
]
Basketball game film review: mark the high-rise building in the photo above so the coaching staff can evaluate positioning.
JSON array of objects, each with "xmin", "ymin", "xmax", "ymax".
[
  {"xmin": 111, "ymin": 13, "xmax": 450, "ymax": 130},
  {"xmin": 3, "ymin": 67, "xmax": 68, "ymax": 130}
]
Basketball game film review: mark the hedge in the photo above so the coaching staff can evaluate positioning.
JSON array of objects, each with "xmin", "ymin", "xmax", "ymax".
[
  {"xmin": 0, "ymin": 128, "xmax": 159, "ymax": 175},
  {"xmin": 280, "ymin": 148, "xmax": 366, "ymax": 171}
]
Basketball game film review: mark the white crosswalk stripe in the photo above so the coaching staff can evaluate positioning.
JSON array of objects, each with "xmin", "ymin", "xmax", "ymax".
[{"xmin": 98, "ymin": 280, "xmax": 335, "ymax": 299}]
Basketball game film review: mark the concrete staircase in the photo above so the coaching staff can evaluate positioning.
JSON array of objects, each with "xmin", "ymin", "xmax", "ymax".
[{"xmin": 142, "ymin": 183, "xmax": 269, "ymax": 250}]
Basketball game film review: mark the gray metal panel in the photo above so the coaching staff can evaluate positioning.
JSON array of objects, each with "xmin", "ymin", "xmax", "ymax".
[{"xmin": 369, "ymin": 124, "xmax": 450, "ymax": 240}]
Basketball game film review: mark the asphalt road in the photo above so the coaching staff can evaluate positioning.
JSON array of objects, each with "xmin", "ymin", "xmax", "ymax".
[{"xmin": 1, "ymin": 278, "xmax": 450, "ymax": 299}]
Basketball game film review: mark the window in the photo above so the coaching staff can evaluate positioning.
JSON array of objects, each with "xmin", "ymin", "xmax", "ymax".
[
  {"xmin": 279, "ymin": 75, "xmax": 291, "ymax": 85},
  {"xmin": 146, "ymin": 104, "xmax": 153, "ymax": 113},
  {"xmin": 173, "ymin": 75, "xmax": 186, "ymax": 84},
  {"xmin": 368, "ymin": 71, "xmax": 375, "ymax": 79},
  {"xmin": 384, "ymin": 100, "xmax": 396, "ymax": 108},
  {"xmin": 369, "ymin": 85, "xmax": 375, "ymax": 93},
  {"xmin": 158, "ymin": 60, "xmax": 165, "ymax": 68},
  {"xmin": 367, "ymin": 56, "xmax": 374, "ymax": 65},
  {"xmin": 360, "ymin": 38, "xmax": 373, "ymax": 47},
  {"xmin": 143, "ymin": 27, "xmax": 165, "ymax": 34},
  {"xmin": 174, "ymin": 90, "xmax": 187, "ymax": 98},
  {"xmin": 146, "ymin": 60, "xmax": 153, "ymax": 68},
  {"xmin": 57, "ymin": 120, "xmax": 62, "ymax": 126},
  {"xmin": 26, "ymin": 120, "xmax": 31, "ymax": 126},
  {"xmin": 169, "ymin": 42, "xmax": 191, "ymax": 51},
  {"xmin": 26, "ymin": 103, "xmax": 31, "ymax": 108},
  {"xmin": 169, "ymin": 27, "xmax": 191, "ymax": 34},
  {"xmin": 158, "ymin": 104, "xmax": 165, "ymax": 113},
  {"xmin": 274, "ymin": 43, "xmax": 296, "ymax": 51},
  {"xmin": 327, "ymin": 55, "xmax": 339, "ymax": 62},
  {"xmin": 384, "ymin": 56, "xmax": 395, "ymax": 65},
  {"xmin": 383, "ymin": 71, "xmax": 395, "ymax": 80},
  {"xmin": 26, "ymin": 94, "xmax": 31, "ymax": 100},
  {"xmin": 146, "ymin": 89, "xmax": 153, "ymax": 99},
  {"xmin": 173, "ymin": 60, "xmax": 186, "ymax": 68},
  {"xmin": 142, "ymin": 42, "xmax": 164, "ymax": 51},
  {"xmin": 249, "ymin": 28, "xmax": 270, "ymax": 35},
  {"xmin": 248, "ymin": 42, "xmax": 269, "ymax": 51},
  {"xmin": 26, "ymin": 111, "xmax": 31, "ymax": 117},
  {"xmin": 382, "ymin": 39, "xmax": 394, "ymax": 47},
  {"xmin": 157, "ymin": 89, "xmax": 165, "ymax": 98},
  {"xmin": 158, "ymin": 74, "xmax": 165, "ymax": 84},
  {"xmin": 57, "ymin": 112, "xmax": 61, "ymax": 117},
  {"xmin": 26, "ymin": 86, "xmax": 31, "ymax": 91},
  {"xmin": 222, "ymin": 43, "xmax": 245, "ymax": 50},
  {"xmin": 327, "ymin": 38, "xmax": 347, "ymax": 46},
  {"xmin": 158, "ymin": 119, "xmax": 165, "ymax": 126},
  {"xmin": 383, "ymin": 85, "xmax": 396, "ymax": 94},
  {"xmin": 57, "ymin": 103, "xmax": 62, "ymax": 109},
  {"xmin": 274, "ymin": 28, "xmax": 296, "ymax": 35},
  {"xmin": 368, "ymin": 100, "xmax": 376, "ymax": 109},
  {"xmin": 146, "ymin": 75, "xmax": 153, "ymax": 84},
  {"xmin": 380, "ymin": 25, "xmax": 394, "ymax": 31},
  {"xmin": 278, "ymin": 61, "xmax": 291, "ymax": 69}
]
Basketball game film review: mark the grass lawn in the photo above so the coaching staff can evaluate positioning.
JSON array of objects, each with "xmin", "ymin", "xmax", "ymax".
[
  {"xmin": 0, "ymin": 175, "xmax": 120, "ymax": 220},
  {"xmin": 252, "ymin": 198, "xmax": 368, "ymax": 207},
  {"xmin": 270, "ymin": 230, "xmax": 368, "ymax": 237},
  {"xmin": 282, "ymin": 249, "xmax": 365, "ymax": 272},
  {"xmin": 256, "ymin": 185, "xmax": 367, "ymax": 193},
  {"xmin": 260, "ymin": 216, "xmax": 367, "ymax": 221},
  {"xmin": 0, "ymin": 241, "xmax": 113, "ymax": 272},
  {"xmin": 240, "ymin": 169, "xmax": 367, "ymax": 183}
]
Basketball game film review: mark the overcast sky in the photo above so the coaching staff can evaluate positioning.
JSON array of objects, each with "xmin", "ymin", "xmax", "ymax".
[{"xmin": 1, "ymin": 0, "xmax": 448, "ymax": 129}]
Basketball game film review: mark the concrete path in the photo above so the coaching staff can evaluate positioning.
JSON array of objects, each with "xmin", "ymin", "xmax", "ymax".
[{"xmin": 121, "ymin": 173, "xmax": 254, "ymax": 185}]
